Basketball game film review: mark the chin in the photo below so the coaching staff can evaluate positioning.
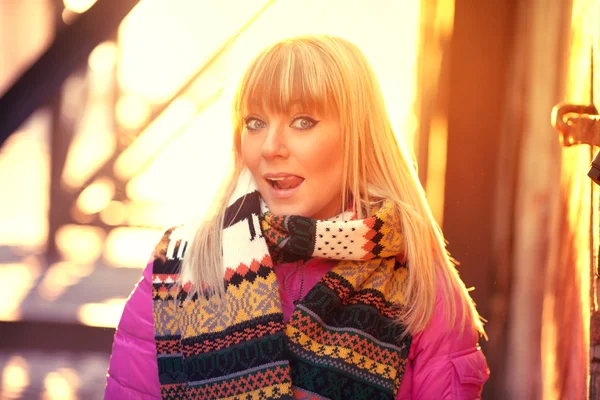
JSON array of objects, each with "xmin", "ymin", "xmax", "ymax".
[
  {"xmin": 269, "ymin": 205, "xmax": 307, "ymax": 218},
  {"xmin": 263, "ymin": 199, "xmax": 308, "ymax": 218}
]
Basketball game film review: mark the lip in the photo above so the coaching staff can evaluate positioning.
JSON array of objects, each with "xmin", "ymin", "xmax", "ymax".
[
  {"xmin": 263, "ymin": 172, "xmax": 303, "ymax": 179},
  {"xmin": 263, "ymin": 172, "xmax": 304, "ymax": 199}
]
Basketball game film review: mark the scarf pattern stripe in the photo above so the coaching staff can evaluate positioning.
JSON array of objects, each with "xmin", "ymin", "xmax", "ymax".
[{"xmin": 152, "ymin": 170, "xmax": 411, "ymax": 399}]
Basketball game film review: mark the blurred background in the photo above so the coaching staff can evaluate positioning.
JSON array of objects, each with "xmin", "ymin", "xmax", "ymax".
[{"xmin": 0, "ymin": 0, "xmax": 598, "ymax": 399}]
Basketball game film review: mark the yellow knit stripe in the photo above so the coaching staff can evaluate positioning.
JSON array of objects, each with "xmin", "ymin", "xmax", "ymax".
[
  {"xmin": 179, "ymin": 272, "xmax": 281, "ymax": 338},
  {"xmin": 375, "ymin": 202, "xmax": 406, "ymax": 258},
  {"xmin": 286, "ymin": 325, "xmax": 399, "ymax": 380},
  {"xmin": 220, "ymin": 383, "xmax": 292, "ymax": 400}
]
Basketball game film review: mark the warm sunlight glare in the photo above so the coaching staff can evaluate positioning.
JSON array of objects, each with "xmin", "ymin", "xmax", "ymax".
[
  {"xmin": 116, "ymin": 94, "xmax": 151, "ymax": 131},
  {"xmin": 61, "ymin": 108, "xmax": 116, "ymax": 190},
  {"xmin": 100, "ymin": 200, "xmax": 129, "ymax": 226},
  {"xmin": 88, "ymin": 41, "xmax": 117, "ymax": 74},
  {"xmin": 118, "ymin": 0, "xmax": 270, "ymax": 102},
  {"xmin": 125, "ymin": 98, "xmax": 231, "ymax": 210},
  {"xmin": 423, "ymin": 0, "xmax": 454, "ymax": 223},
  {"xmin": 126, "ymin": 202, "xmax": 190, "ymax": 228},
  {"xmin": 104, "ymin": 227, "xmax": 161, "ymax": 268},
  {"xmin": 55, "ymin": 224, "xmax": 104, "ymax": 264},
  {"xmin": 63, "ymin": 0, "xmax": 96, "ymax": 13},
  {"xmin": 426, "ymin": 115, "xmax": 449, "ymax": 225},
  {"xmin": 435, "ymin": 0, "xmax": 455, "ymax": 37},
  {"xmin": 76, "ymin": 177, "xmax": 115, "ymax": 215},
  {"xmin": 38, "ymin": 261, "xmax": 95, "ymax": 302},
  {"xmin": 0, "ymin": 259, "xmax": 42, "ymax": 321},
  {"xmin": 1, "ymin": 356, "xmax": 30, "ymax": 399},
  {"xmin": 61, "ymin": 8, "xmax": 78, "ymax": 25},
  {"xmin": 41, "ymin": 369, "xmax": 80, "ymax": 400},
  {"xmin": 0, "ymin": 113, "xmax": 50, "ymax": 247},
  {"xmin": 77, "ymin": 298, "xmax": 127, "ymax": 328},
  {"xmin": 114, "ymin": 97, "xmax": 196, "ymax": 181},
  {"xmin": 62, "ymin": 44, "xmax": 116, "ymax": 190}
]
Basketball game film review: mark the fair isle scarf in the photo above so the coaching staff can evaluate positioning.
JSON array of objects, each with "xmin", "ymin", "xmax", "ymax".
[{"xmin": 152, "ymin": 170, "xmax": 412, "ymax": 399}]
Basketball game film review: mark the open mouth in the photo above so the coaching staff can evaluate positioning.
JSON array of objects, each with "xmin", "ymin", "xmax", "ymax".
[{"xmin": 266, "ymin": 176, "xmax": 304, "ymax": 190}]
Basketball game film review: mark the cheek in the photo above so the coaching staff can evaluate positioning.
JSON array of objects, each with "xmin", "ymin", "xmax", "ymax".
[
  {"xmin": 302, "ymin": 142, "xmax": 344, "ymax": 201},
  {"xmin": 306, "ymin": 139, "xmax": 343, "ymax": 177}
]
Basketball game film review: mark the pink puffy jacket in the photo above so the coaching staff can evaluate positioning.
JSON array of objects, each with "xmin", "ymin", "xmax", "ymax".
[{"xmin": 105, "ymin": 258, "xmax": 489, "ymax": 399}]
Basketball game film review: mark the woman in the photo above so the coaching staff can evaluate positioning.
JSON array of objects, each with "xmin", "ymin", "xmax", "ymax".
[{"xmin": 105, "ymin": 34, "xmax": 489, "ymax": 399}]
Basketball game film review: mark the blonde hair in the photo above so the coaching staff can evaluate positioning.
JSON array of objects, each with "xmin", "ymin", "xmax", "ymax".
[{"xmin": 181, "ymin": 34, "xmax": 485, "ymax": 337}]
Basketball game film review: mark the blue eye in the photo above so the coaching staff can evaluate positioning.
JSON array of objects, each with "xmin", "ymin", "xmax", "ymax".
[
  {"xmin": 245, "ymin": 117, "xmax": 266, "ymax": 130},
  {"xmin": 291, "ymin": 116, "xmax": 319, "ymax": 130}
]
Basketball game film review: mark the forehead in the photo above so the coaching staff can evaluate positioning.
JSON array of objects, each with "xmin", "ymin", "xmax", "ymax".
[{"xmin": 244, "ymin": 99, "xmax": 321, "ymax": 115}]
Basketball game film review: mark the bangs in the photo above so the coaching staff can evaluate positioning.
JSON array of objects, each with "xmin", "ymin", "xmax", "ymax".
[{"xmin": 237, "ymin": 41, "xmax": 339, "ymax": 117}]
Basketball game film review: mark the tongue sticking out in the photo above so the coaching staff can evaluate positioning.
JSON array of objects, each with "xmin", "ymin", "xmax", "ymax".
[{"xmin": 274, "ymin": 176, "xmax": 304, "ymax": 189}]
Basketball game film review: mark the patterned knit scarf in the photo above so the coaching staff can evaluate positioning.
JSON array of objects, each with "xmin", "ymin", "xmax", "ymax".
[{"xmin": 152, "ymin": 170, "xmax": 412, "ymax": 399}]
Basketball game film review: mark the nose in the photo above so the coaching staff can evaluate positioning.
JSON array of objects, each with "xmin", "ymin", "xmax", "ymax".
[{"xmin": 261, "ymin": 123, "xmax": 288, "ymax": 159}]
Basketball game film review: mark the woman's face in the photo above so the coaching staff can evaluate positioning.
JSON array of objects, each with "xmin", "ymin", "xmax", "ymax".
[{"xmin": 241, "ymin": 105, "xmax": 345, "ymax": 220}]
